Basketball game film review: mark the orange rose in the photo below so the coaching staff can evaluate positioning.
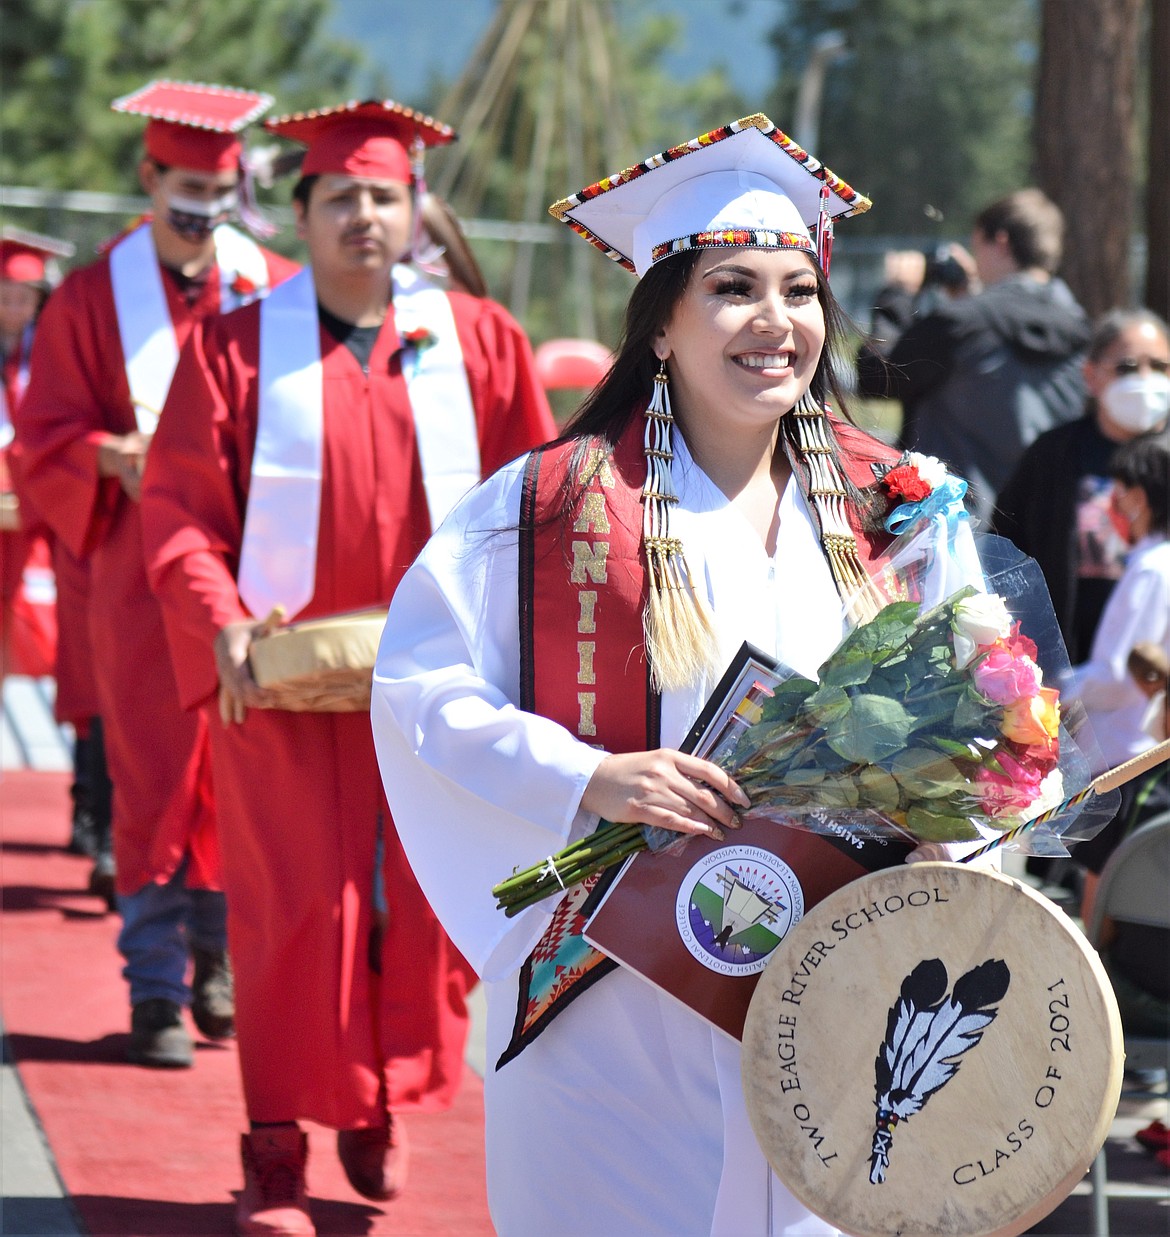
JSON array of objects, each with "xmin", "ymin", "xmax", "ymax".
[{"xmin": 1002, "ymin": 687, "xmax": 1060, "ymax": 746}]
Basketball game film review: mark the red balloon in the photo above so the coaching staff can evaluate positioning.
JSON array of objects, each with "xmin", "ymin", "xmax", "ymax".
[{"xmin": 534, "ymin": 338, "xmax": 613, "ymax": 391}]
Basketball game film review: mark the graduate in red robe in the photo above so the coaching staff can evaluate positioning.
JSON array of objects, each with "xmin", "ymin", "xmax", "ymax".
[
  {"xmin": 1, "ymin": 230, "xmax": 113, "ymax": 880},
  {"xmin": 140, "ymin": 99, "xmax": 556, "ymax": 1236},
  {"xmin": 1, "ymin": 233, "xmax": 57, "ymax": 680},
  {"xmin": 15, "ymin": 81, "xmax": 299, "ymax": 1072}
]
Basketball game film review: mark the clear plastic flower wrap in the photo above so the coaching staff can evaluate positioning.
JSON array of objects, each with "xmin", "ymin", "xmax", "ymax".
[{"xmin": 492, "ymin": 529, "xmax": 1120, "ymax": 918}]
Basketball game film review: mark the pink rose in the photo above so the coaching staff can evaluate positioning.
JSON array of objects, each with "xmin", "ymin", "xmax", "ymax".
[
  {"xmin": 975, "ymin": 749, "xmax": 1043, "ymax": 818},
  {"xmin": 972, "ymin": 648, "xmax": 1042, "ymax": 705}
]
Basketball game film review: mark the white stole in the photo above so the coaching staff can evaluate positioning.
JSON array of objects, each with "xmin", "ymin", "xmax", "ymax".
[
  {"xmin": 391, "ymin": 263, "xmax": 481, "ymax": 527},
  {"xmin": 0, "ymin": 324, "xmax": 33, "ymax": 448},
  {"xmin": 109, "ymin": 222, "xmax": 270, "ymax": 433},
  {"xmin": 237, "ymin": 269, "xmax": 323, "ymax": 621},
  {"xmin": 236, "ymin": 263, "xmax": 480, "ymax": 621}
]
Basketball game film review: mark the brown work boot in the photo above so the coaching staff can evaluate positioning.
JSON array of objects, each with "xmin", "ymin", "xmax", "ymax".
[
  {"xmin": 126, "ymin": 999, "xmax": 192, "ymax": 1069},
  {"xmin": 190, "ymin": 946, "xmax": 235, "ymax": 1040},
  {"xmin": 236, "ymin": 1126, "xmax": 314, "ymax": 1236},
  {"xmin": 336, "ymin": 1113, "xmax": 408, "ymax": 1201}
]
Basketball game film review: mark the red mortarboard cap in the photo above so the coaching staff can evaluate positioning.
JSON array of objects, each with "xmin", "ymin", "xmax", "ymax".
[
  {"xmin": 0, "ymin": 227, "xmax": 76, "ymax": 284},
  {"xmin": 264, "ymin": 100, "xmax": 456, "ymax": 183},
  {"xmin": 112, "ymin": 80, "xmax": 273, "ymax": 173}
]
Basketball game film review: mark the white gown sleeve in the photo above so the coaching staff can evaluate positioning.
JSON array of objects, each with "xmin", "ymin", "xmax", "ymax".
[
  {"xmin": 1065, "ymin": 562, "xmax": 1168, "ymax": 710},
  {"xmin": 371, "ymin": 458, "xmax": 607, "ymax": 982}
]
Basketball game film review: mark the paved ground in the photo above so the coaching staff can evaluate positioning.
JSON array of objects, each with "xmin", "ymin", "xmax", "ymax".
[{"xmin": 1, "ymin": 676, "xmax": 1166, "ymax": 1235}]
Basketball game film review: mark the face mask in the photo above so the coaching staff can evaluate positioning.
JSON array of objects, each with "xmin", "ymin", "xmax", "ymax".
[
  {"xmin": 165, "ymin": 191, "xmax": 238, "ymax": 242},
  {"xmin": 1100, "ymin": 371, "xmax": 1170, "ymax": 434}
]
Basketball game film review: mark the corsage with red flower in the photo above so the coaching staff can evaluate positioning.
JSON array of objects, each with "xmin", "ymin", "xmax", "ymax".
[
  {"xmin": 231, "ymin": 272, "xmax": 258, "ymax": 298},
  {"xmin": 877, "ymin": 451, "xmax": 969, "ymax": 536},
  {"xmin": 400, "ymin": 325, "xmax": 438, "ymax": 354}
]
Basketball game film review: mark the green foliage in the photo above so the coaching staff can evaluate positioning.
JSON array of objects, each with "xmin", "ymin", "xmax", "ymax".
[
  {"xmin": 766, "ymin": 0, "xmax": 1036, "ymax": 237},
  {"xmin": 0, "ymin": 0, "xmax": 370, "ymax": 195}
]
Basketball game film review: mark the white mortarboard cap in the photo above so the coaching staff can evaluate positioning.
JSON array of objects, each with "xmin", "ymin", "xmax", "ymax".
[{"xmin": 550, "ymin": 114, "xmax": 870, "ymax": 277}]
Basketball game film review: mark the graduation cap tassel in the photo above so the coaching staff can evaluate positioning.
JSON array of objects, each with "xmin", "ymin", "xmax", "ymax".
[{"xmin": 816, "ymin": 182, "xmax": 834, "ymax": 276}]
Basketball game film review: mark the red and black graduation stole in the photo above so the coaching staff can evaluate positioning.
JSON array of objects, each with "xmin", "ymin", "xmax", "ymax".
[
  {"xmin": 498, "ymin": 423, "xmax": 656, "ymax": 1068},
  {"xmin": 497, "ymin": 411, "xmax": 902, "ymax": 1068}
]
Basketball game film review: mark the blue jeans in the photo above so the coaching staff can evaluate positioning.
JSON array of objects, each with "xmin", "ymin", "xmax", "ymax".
[{"xmin": 116, "ymin": 861, "xmax": 228, "ymax": 1007}]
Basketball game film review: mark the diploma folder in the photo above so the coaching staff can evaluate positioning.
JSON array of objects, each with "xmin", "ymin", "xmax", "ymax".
[{"xmin": 583, "ymin": 642, "xmax": 915, "ymax": 1041}]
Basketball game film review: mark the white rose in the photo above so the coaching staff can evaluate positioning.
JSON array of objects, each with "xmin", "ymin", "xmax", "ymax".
[
  {"xmin": 1024, "ymin": 770, "xmax": 1066, "ymax": 822},
  {"xmin": 952, "ymin": 592, "xmax": 1013, "ymax": 666},
  {"xmin": 907, "ymin": 452, "xmax": 948, "ymax": 490}
]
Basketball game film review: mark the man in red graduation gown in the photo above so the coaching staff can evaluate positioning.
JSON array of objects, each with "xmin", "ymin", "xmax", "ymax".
[
  {"xmin": 16, "ymin": 81, "xmax": 299, "ymax": 1071},
  {"xmin": 140, "ymin": 100, "xmax": 555, "ymax": 1236},
  {"xmin": 1, "ymin": 232, "xmax": 61, "ymax": 683},
  {"xmin": 2, "ymin": 230, "xmax": 113, "ymax": 892}
]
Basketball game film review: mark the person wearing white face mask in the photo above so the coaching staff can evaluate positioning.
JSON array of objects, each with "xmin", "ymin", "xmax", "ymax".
[{"xmin": 993, "ymin": 308, "xmax": 1170, "ymax": 664}]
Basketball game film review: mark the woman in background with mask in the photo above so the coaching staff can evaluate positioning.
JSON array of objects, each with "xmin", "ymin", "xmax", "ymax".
[{"xmin": 993, "ymin": 308, "xmax": 1170, "ymax": 663}]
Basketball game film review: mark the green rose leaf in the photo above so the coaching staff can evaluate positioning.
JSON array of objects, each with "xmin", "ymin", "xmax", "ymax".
[
  {"xmin": 820, "ymin": 650, "xmax": 876, "ymax": 690},
  {"xmin": 856, "ymin": 764, "xmax": 903, "ymax": 813},
  {"xmin": 906, "ymin": 804, "xmax": 981, "ymax": 842},
  {"xmin": 815, "ymin": 775, "xmax": 861, "ymax": 810},
  {"xmin": 890, "ymin": 748, "xmax": 967, "ymax": 798},
  {"xmin": 784, "ymin": 767, "xmax": 826, "ymax": 786},
  {"xmin": 804, "ymin": 683, "xmax": 851, "ymax": 726},
  {"xmin": 953, "ymin": 689, "xmax": 997, "ymax": 735},
  {"xmin": 824, "ymin": 693, "xmax": 913, "ymax": 764}
]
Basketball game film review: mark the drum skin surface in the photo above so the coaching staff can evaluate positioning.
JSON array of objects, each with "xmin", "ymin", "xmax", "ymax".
[
  {"xmin": 741, "ymin": 862, "xmax": 1123, "ymax": 1237},
  {"xmin": 247, "ymin": 609, "xmax": 385, "ymax": 712}
]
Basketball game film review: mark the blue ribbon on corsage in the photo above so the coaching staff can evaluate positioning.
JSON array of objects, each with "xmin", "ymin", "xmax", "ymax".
[{"xmin": 884, "ymin": 475, "xmax": 969, "ymax": 537}]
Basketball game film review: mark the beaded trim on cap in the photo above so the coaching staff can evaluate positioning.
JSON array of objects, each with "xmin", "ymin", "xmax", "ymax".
[
  {"xmin": 111, "ymin": 80, "xmax": 274, "ymax": 132},
  {"xmin": 651, "ymin": 228, "xmax": 816, "ymax": 265},
  {"xmin": 549, "ymin": 113, "xmax": 871, "ymax": 274},
  {"xmin": 263, "ymin": 98, "xmax": 456, "ymax": 147}
]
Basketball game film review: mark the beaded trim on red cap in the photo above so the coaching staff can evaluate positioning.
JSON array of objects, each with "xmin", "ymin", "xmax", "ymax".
[
  {"xmin": 111, "ymin": 80, "xmax": 273, "ymax": 132},
  {"xmin": 263, "ymin": 99, "xmax": 456, "ymax": 149}
]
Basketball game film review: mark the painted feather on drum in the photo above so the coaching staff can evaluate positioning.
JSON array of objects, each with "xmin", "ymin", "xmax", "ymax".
[{"xmin": 869, "ymin": 957, "xmax": 1011, "ymax": 1184}]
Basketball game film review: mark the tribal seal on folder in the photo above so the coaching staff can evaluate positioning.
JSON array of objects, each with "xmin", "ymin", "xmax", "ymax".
[
  {"xmin": 741, "ymin": 863, "xmax": 1122, "ymax": 1237},
  {"xmin": 247, "ymin": 608, "xmax": 386, "ymax": 712}
]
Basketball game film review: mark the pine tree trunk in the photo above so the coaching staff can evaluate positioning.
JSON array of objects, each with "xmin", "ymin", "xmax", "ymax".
[
  {"xmin": 1146, "ymin": 0, "xmax": 1170, "ymax": 318},
  {"xmin": 1034, "ymin": 0, "xmax": 1144, "ymax": 318}
]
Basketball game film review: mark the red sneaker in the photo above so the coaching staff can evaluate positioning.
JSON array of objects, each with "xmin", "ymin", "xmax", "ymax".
[
  {"xmin": 336, "ymin": 1113, "xmax": 409, "ymax": 1201},
  {"xmin": 1135, "ymin": 1120, "xmax": 1170, "ymax": 1153},
  {"xmin": 236, "ymin": 1126, "xmax": 314, "ymax": 1236}
]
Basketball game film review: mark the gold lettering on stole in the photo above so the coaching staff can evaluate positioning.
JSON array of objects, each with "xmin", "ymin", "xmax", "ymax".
[
  {"xmin": 573, "ymin": 492, "xmax": 611, "ymax": 534},
  {"xmin": 577, "ymin": 642, "xmax": 596, "ymax": 684},
  {"xmin": 572, "ymin": 457, "xmax": 613, "ymax": 738},
  {"xmin": 571, "ymin": 540, "xmax": 609, "ymax": 584},
  {"xmin": 577, "ymin": 591, "xmax": 597, "ymax": 633}
]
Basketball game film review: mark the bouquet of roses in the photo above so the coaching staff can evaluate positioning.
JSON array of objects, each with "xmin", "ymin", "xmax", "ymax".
[
  {"xmin": 493, "ymin": 578, "xmax": 1075, "ymax": 916},
  {"xmin": 493, "ymin": 529, "xmax": 1118, "ymax": 918}
]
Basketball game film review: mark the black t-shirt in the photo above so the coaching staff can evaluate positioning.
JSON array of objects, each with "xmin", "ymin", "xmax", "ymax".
[{"xmin": 318, "ymin": 303, "xmax": 382, "ymax": 373}]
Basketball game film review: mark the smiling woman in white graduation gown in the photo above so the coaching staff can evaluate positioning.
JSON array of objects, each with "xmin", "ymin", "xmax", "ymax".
[{"xmin": 371, "ymin": 424, "xmax": 976, "ymax": 1236}]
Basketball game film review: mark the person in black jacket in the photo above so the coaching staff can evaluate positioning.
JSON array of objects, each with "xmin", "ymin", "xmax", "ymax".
[
  {"xmin": 991, "ymin": 308, "xmax": 1170, "ymax": 663},
  {"xmin": 858, "ymin": 189, "xmax": 1090, "ymax": 524}
]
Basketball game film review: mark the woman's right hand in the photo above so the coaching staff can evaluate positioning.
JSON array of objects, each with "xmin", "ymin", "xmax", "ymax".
[{"xmin": 580, "ymin": 749, "xmax": 750, "ymax": 841}]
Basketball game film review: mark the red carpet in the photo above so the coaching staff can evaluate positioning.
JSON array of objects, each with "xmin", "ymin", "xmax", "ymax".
[{"xmin": 0, "ymin": 770, "xmax": 493, "ymax": 1236}]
